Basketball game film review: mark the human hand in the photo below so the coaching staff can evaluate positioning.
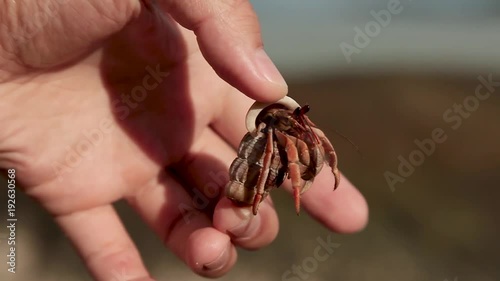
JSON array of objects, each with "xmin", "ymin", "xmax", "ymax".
[{"xmin": 0, "ymin": 0, "xmax": 368, "ymax": 280}]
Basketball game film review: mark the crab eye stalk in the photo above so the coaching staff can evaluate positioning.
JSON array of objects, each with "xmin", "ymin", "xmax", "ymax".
[
  {"xmin": 293, "ymin": 107, "xmax": 301, "ymax": 116},
  {"xmin": 245, "ymin": 96, "xmax": 301, "ymax": 134},
  {"xmin": 300, "ymin": 105, "xmax": 311, "ymax": 115}
]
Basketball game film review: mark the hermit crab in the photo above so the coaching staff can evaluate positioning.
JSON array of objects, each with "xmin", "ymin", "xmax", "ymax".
[{"xmin": 225, "ymin": 96, "xmax": 340, "ymax": 215}]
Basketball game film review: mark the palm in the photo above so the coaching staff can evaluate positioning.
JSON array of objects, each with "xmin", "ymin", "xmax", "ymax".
[{"xmin": 14, "ymin": 24, "xmax": 240, "ymax": 216}]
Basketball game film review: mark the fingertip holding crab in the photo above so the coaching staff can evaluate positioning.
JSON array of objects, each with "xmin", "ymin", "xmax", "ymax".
[{"xmin": 245, "ymin": 96, "xmax": 301, "ymax": 134}]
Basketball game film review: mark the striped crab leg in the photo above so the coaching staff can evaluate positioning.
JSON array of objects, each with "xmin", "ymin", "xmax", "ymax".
[
  {"xmin": 311, "ymin": 127, "xmax": 340, "ymax": 190},
  {"xmin": 252, "ymin": 125, "xmax": 274, "ymax": 215},
  {"xmin": 275, "ymin": 131, "xmax": 309, "ymax": 215}
]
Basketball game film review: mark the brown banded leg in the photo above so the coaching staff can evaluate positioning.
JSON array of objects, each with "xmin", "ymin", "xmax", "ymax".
[
  {"xmin": 300, "ymin": 144, "xmax": 324, "ymax": 194},
  {"xmin": 311, "ymin": 127, "xmax": 340, "ymax": 190},
  {"xmin": 275, "ymin": 131, "xmax": 308, "ymax": 215},
  {"xmin": 252, "ymin": 127, "xmax": 274, "ymax": 215}
]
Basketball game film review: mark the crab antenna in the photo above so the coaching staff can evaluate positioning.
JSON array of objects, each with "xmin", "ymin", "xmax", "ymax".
[
  {"xmin": 298, "ymin": 105, "xmax": 321, "ymax": 144},
  {"xmin": 331, "ymin": 128, "xmax": 363, "ymax": 158}
]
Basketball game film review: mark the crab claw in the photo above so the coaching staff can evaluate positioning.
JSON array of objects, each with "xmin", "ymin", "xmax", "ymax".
[{"xmin": 245, "ymin": 96, "xmax": 301, "ymax": 134}]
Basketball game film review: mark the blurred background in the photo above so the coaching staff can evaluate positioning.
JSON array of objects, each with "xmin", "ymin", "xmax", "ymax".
[{"xmin": 1, "ymin": 1, "xmax": 500, "ymax": 280}]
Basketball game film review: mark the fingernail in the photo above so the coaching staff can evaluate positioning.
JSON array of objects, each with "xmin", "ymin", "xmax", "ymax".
[
  {"xmin": 202, "ymin": 242, "xmax": 231, "ymax": 272},
  {"xmin": 226, "ymin": 207, "xmax": 261, "ymax": 239},
  {"xmin": 254, "ymin": 48, "xmax": 288, "ymax": 88}
]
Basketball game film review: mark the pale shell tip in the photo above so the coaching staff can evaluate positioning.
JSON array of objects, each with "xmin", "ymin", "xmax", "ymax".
[{"xmin": 245, "ymin": 96, "xmax": 301, "ymax": 133}]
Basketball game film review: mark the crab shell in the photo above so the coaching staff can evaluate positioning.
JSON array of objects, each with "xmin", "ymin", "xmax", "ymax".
[{"xmin": 245, "ymin": 96, "xmax": 301, "ymax": 134}]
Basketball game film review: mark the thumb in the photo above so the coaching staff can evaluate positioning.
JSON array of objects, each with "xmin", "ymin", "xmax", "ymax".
[{"xmin": 159, "ymin": 0, "xmax": 288, "ymax": 102}]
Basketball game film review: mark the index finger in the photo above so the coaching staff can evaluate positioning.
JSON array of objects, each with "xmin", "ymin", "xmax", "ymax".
[{"xmin": 287, "ymin": 169, "xmax": 369, "ymax": 233}]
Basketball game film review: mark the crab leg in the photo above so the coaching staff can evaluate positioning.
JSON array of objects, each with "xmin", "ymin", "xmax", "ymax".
[
  {"xmin": 311, "ymin": 127, "xmax": 340, "ymax": 190},
  {"xmin": 275, "ymin": 131, "xmax": 305, "ymax": 215},
  {"xmin": 252, "ymin": 126, "xmax": 274, "ymax": 215}
]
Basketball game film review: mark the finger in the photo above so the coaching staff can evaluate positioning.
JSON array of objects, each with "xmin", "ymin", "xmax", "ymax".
[
  {"xmin": 2, "ymin": 0, "xmax": 141, "ymax": 71},
  {"xmin": 172, "ymin": 127, "xmax": 279, "ymax": 249},
  {"xmin": 214, "ymin": 197, "xmax": 279, "ymax": 250},
  {"xmin": 126, "ymin": 171, "xmax": 237, "ymax": 278},
  {"xmin": 211, "ymin": 89, "xmax": 254, "ymax": 147},
  {"xmin": 285, "ymin": 169, "xmax": 369, "ymax": 233},
  {"xmin": 55, "ymin": 205, "xmax": 153, "ymax": 281},
  {"xmin": 160, "ymin": 0, "xmax": 288, "ymax": 102}
]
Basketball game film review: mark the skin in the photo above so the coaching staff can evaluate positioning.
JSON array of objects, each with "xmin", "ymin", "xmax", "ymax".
[{"xmin": 0, "ymin": 0, "xmax": 369, "ymax": 280}]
